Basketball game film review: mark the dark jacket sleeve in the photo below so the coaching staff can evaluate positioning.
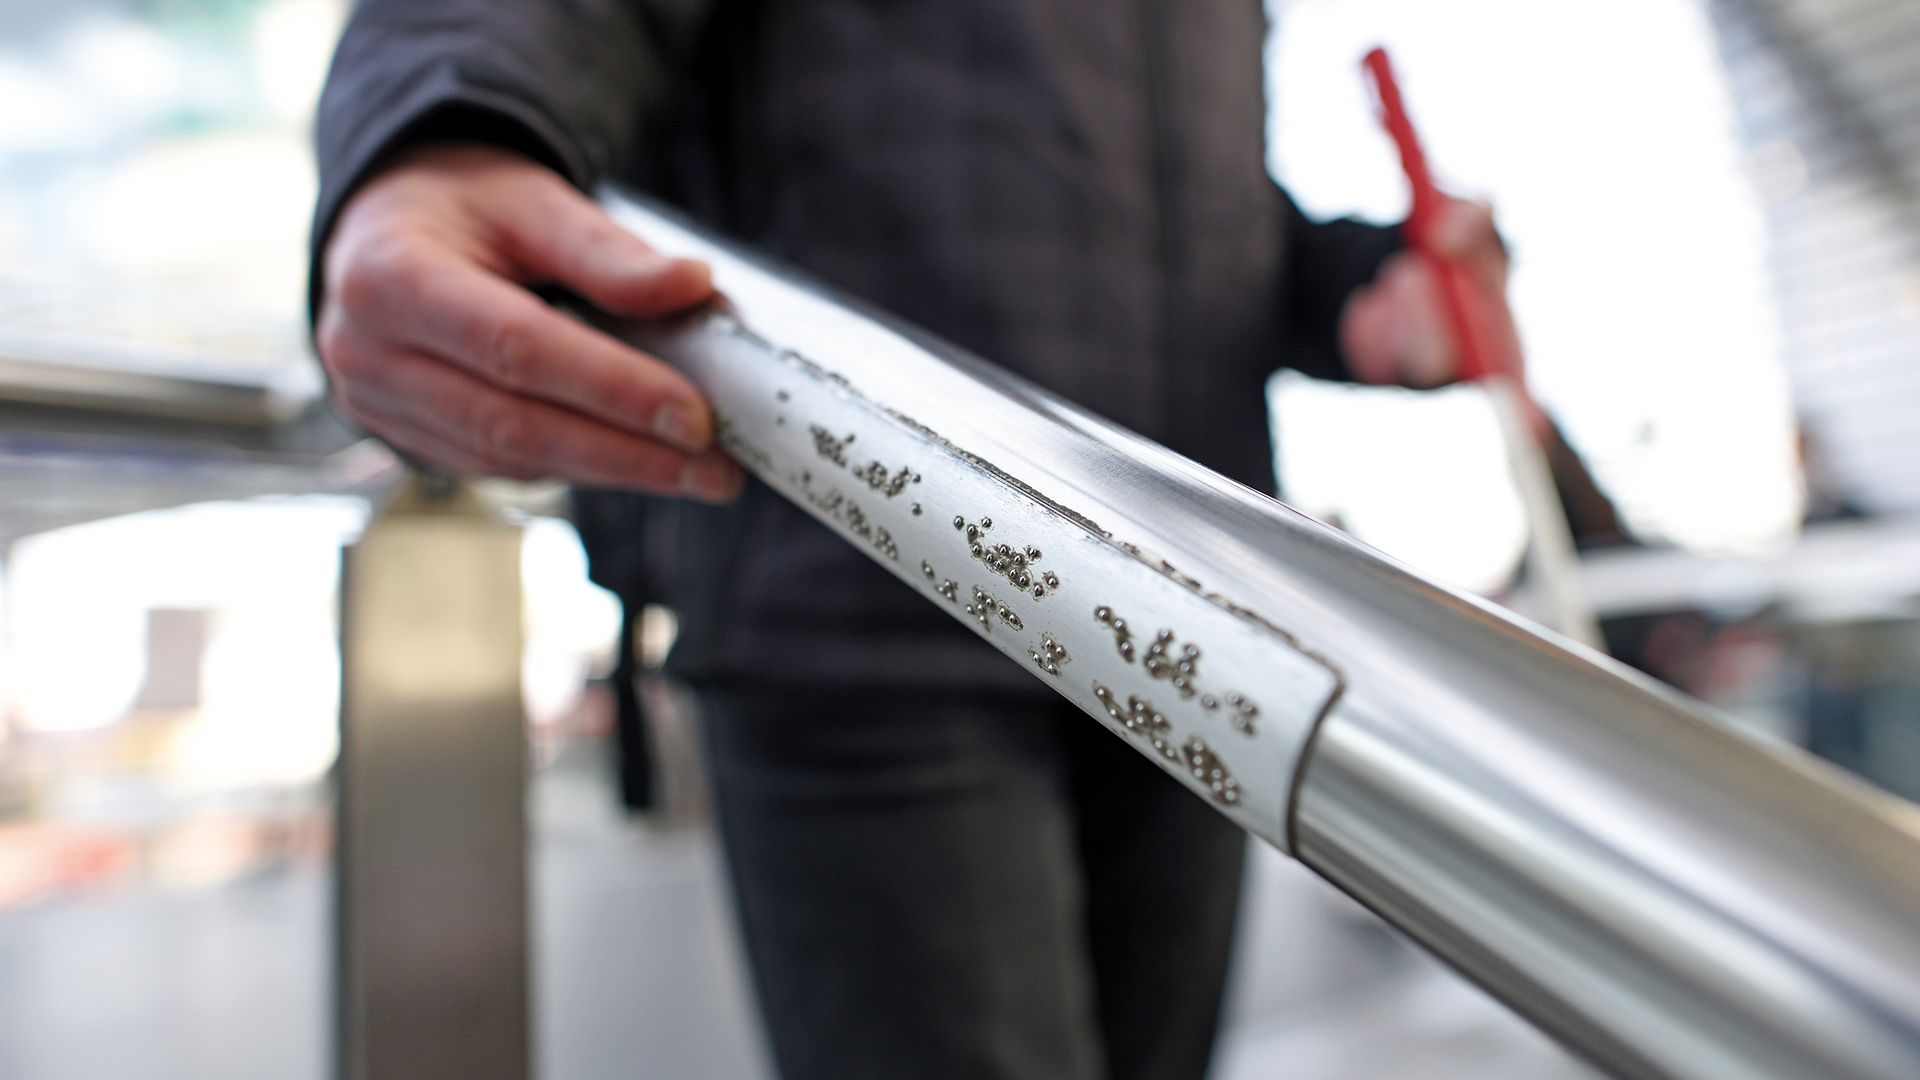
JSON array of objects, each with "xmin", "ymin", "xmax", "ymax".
[
  {"xmin": 310, "ymin": 0, "xmax": 713, "ymax": 315},
  {"xmin": 1276, "ymin": 184, "xmax": 1405, "ymax": 382}
]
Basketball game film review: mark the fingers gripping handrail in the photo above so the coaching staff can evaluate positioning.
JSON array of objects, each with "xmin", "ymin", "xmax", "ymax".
[{"xmin": 599, "ymin": 189, "xmax": 1920, "ymax": 1080}]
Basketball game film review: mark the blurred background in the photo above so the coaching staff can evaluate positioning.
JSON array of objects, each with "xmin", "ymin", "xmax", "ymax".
[{"xmin": 0, "ymin": 1, "xmax": 1914, "ymax": 1078}]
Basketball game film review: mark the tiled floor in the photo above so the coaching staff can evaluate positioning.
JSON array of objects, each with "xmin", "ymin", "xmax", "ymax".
[{"xmin": 0, "ymin": 750, "xmax": 1592, "ymax": 1080}]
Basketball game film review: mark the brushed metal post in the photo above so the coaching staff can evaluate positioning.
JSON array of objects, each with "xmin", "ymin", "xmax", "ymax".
[{"xmin": 336, "ymin": 476, "xmax": 528, "ymax": 1080}]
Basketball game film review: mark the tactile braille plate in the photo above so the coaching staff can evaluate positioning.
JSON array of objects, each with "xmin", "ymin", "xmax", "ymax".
[{"xmin": 609, "ymin": 200, "xmax": 1345, "ymax": 850}]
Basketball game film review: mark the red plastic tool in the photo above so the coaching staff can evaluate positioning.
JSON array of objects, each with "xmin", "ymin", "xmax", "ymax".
[{"xmin": 1362, "ymin": 46, "xmax": 1534, "ymax": 417}]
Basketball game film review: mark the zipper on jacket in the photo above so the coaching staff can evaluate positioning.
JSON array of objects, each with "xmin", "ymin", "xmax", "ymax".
[{"xmin": 1134, "ymin": 0, "xmax": 1180, "ymax": 440}]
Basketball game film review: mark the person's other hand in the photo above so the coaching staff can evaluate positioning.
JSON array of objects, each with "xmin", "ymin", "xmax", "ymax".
[
  {"xmin": 317, "ymin": 143, "xmax": 743, "ymax": 500},
  {"xmin": 1336, "ymin": 198, "xmax": 1520, "ymax": 388}
]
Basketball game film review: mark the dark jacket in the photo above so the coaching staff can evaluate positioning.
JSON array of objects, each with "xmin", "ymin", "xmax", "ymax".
[{"xmin": 314, "ymin": 0, "xmax": 1399, "ymax": 693}]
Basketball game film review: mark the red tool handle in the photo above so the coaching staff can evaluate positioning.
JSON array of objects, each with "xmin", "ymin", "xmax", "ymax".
[{"xmin": 1361, "ymin": 46, "xmax": 1513, "ymax": 388}]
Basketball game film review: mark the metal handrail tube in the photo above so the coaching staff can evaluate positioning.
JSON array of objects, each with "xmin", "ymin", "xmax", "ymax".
[{"xmin": 599, "ymin": 189, "xmax": 1920, "ymax": 1080}]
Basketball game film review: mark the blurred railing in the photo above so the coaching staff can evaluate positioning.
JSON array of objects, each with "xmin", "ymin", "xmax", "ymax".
[{"xmin": 598, "ymin": 188, "xmax": 1920, "ymax": 1080}]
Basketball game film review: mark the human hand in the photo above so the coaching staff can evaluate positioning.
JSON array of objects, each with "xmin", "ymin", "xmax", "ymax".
[
  {"xmin": 1336, "ymin": 198, "xmax": 1521, "ymax": 388},
  {"xmin": 317, "ymin": 143, "xmax": 743, "ymax": 500}
]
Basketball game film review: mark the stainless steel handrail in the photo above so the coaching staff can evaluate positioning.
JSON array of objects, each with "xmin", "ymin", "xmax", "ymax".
[{"xmin": 600, "ymin": 189, "xmax": 1920, "ymax": 1080}]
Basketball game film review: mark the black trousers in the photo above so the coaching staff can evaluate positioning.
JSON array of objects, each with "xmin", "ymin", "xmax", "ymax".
[{"xmin": 696, "ymin": 686, "xmax": 1248, "ymax": 1080}]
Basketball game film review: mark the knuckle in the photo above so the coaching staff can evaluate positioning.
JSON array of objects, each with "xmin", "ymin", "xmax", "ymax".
[
  {"xmin": 318, "ymin": 328, "xmax": 371, "ymax": 385},
  {"xmin": 474, "ymin": 401, "xmax": 539, "ymax": 465},
  {"xmin": 314, "ymin": 312, "xmax": 352, "ymax": 371},
  {"xmin": 479, "ymin": 313, "xmax": 537, "ymax": 389},
  {"xmin": 1387, "ymin": 258, "xmax": 1428, "ymax": 293},
  {"xmin": 335, "ymin": 232, "xmax": 424, "ymax": 313},
  {"xmin": 332, "ymin": 257, "xmax": 383, "ymax": 316}
]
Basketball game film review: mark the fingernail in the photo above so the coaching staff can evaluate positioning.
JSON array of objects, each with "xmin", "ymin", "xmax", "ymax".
[
  {"xmin": 652, "ymin": 402, "xmax": 706, "ymax": 450},
  {"xmin": 680, "ymin": 457, "xmax": 742, "ymax": 501},
  {"xmin": 614, "ymin": 249, "xmax": 672, "ymax": 277},
  {"xmin": 677, "ymin": 258, "xmax": 715, "ymax": 293}
]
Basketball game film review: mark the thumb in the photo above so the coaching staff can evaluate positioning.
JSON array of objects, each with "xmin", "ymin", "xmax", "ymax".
[
  {"xmin": 1432, "ymin": 198, "xmax": 1494, "ymax": 257},
  {"xmin": 1432, "ymin": 198, "xmax": 1508, "ymax": 293},
  {"xmin": 495, "ymin": 178, "xmax": 715, "ymax": 317}
]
